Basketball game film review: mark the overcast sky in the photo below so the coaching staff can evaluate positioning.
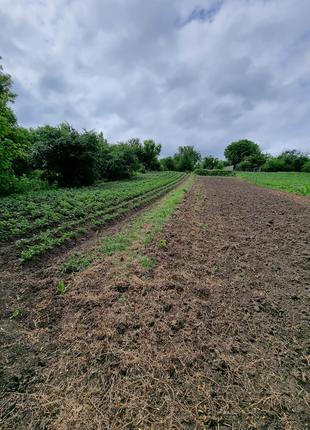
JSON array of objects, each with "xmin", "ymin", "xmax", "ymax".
[{"xmin": 1, "ymin": 0, "xmax": 310, "ymax": 157}]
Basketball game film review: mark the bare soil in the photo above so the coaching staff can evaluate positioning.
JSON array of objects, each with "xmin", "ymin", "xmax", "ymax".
[{"xmin": 1, "ymin": 177, "xmax": 309, "ymax": 429}]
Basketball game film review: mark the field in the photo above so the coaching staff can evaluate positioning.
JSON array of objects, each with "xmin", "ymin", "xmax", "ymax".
[
  {"xmin": 0, "ymin": 171, "xmax": 185, "ymax": 261},
  {"xmin": 0, "ymin": 173, "xmax": 309, "ymax": 429},
  {"xmin": 237, "ymin": 171, "xmax": 310, "ymax": 196}
]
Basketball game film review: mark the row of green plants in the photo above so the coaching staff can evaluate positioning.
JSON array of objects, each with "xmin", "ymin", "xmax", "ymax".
[
  {"xmin": 195, "ymin": 169, "xmax": 235, "ymax": 177},
  {"xmin": 0, "ymin": 172, "xmax": 186, "ymax": 260}
]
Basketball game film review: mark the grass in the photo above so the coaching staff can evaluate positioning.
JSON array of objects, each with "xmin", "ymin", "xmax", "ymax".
[
  {"xmin": 237, "ymin": 172, "xmax": 310, "ymax": 196},
  {"xmin": 100, "ymin": 175, "xmax": 194, "ymax": 254}
]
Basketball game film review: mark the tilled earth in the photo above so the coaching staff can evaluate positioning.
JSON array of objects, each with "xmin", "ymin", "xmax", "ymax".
[{"xmin": 1, "ymin": 177, "xmax": 309, "ymax": 429}]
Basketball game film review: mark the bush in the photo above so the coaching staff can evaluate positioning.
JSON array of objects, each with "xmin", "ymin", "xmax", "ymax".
[
  {"xmin": 302, "ymin": 160, "xmax": 310, "ymax": 173},
  {"xmin": 261, "ymin": 158, "xmax": 287, "ymax": 172},
  {"xmin": 102, "ymin": 143, "xmax": 140, "ymax": 180},
  {"xmin": 195, "ymin": 169, "xmax": 235, "ymax": 176},
  {"xmin": 0, "ymin": 170, "xmax": 49, "ymax": 196},
  {"xmin": 31, "ymin": 124, "xmax": 100, "ymax": 187}
]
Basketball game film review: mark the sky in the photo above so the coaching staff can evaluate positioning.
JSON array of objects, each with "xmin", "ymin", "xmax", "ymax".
[{"xmin": 1, "ymin": 0, "xmax": 310, "ymax": 158}]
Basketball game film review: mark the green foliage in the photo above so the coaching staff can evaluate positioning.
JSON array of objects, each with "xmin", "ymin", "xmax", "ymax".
[
  {"xmin": 159, "ymin": 239, "xmax": 167, "ymax": 248},
  {"xmin": 237, "ymin": 172, "xmax": 310, "ymax": 196},
  {"xmin": 302, "ymin": 160, "xmax": 310, "ymax": 173},
  {"xmin": 201, "ymin": 155, "xmax": 224, "ymax": 170},
  {"xmin": 224, "ymin": 140, "xmax": 261, "ymax": 168},
  {"xmin": 1, "ymin": 172, "xmax": 185, "ymax": 260},
  {"xmin": 160, "ymin": 156, "xmax": 176, "ymax": 171},
  {"xmin": 31, "ymin": 124, "xmax": 101, "ymax": 187},
  {"xmin": 102, "ymin": 142, "xmax": 140, "ymax": 180},
  {"xmin": 140, "ymin": 256, "xmax": 154, "ymax": 272},
  {"xmin": 175, "ymin": 146, "xmax": 201, "ymax": 171},
  {"xmin": 118, "ymin": 294, "xmax": 128, "ymax": 303},
  {"xmin": 262, "ymin": 150, "xmax": 309, "ymax": 172},
  {"xmin": 195, "ymin": 169, "xmax": 235, "ymax": 176},
  {"xmin": 57, "ymin": 280, "xmax": 67, "ymax": 295},
  {"xmin": 10, "ymin": 308, "xmax": 22, "ymax": 320},
  {"xmin": 61, "ymin": 255, "xmax": 92, "ymax": 273}
]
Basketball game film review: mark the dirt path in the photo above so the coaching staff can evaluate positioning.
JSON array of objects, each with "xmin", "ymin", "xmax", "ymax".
[{"xmin": 1, "ymin": 177, "xmax": 309, "ymax": 429}]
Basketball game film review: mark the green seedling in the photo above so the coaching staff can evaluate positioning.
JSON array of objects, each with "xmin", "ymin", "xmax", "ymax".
[
  {"xmin": 10, "ymin": 308, "xmax": 22, "ymax": 320},
  {"xmin": 159, "ymin": 239, "xmax": 167, "ymax": 248},
  {"xmin": 199, "ymin": 223, "xmax": 208, "ymax": 230},
  {"xmin": 62, "ymin": 255, "xmax": 92, "ymax": 273},
  {"xmin": 57, "ymin": 280, "xmax": 67, "ymax": 295},
  {"xmin": 118, "ymin": 294, "xmax": 128, "ymax": 304},
  {"xmin": 140, "ymin": 256, "xmax": 154, "ymax": 272}
]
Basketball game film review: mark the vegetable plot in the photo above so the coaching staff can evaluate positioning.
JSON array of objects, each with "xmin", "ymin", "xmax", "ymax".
[{"xmin": 0, "ymin": 172, "xmax": 186, "ymax": 260}]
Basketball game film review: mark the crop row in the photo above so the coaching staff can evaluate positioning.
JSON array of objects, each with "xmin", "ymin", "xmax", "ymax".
[
  {"xmin": 19, "ymin": 174, "xmax": 185, "ymax": 261},
  {"xmin": 0, "ymin": 172, "xmax": 184, "ymax": 242}
]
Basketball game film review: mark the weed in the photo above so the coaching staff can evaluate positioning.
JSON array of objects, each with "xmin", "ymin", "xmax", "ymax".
[
  {"xmin": 140, "ymin": 256, "xmax": 154, "ymax": 272},
  {"xmin": 62, "ymin": 255, "xmax": 92, "ymax": 273},
  {"xmin": 199, "ymin": 223, "xmax": 208, "ymax": 230},
  {"xmin": 118, "ymin": 294, "xmax": 128, "ymax": 303},
  {"xmin": 57, "ymin": 280, "xmax": 67, "ymax": 295},
  {"xmin": 159, "ymin": 239, "xmax": 167, "ymax": 248},
  {"xmin": 10, "ymin": 308, "xmax": 22, "ymax": 320}
]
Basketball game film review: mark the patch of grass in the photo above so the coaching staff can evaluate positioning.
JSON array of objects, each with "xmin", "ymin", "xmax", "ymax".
[
  {"xmin": 61, "ymin": 255, "xmax": 92, "ymax": 273},
  {"xmin": 99, "ymin": 175, "xmax": 194, "ymax": 259},
  {"xmin": 140, "ymin": 256, "xmax": 154, "ymax": 272},
  {"xmin": 100, "ymin": 234, "xmax": 131, "ymax": 255},
  {"xmin": 237, "ymin": 172, "xmax": 310, "ymax": 196}
]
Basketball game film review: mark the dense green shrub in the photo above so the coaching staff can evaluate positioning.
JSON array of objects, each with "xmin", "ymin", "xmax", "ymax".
[
  {"xmin": 102, "ymin": 143, "xmax": 140, "ymax": 180},
  {"xmin": 302, "ymin": 160, "xmax": 310, "ymax": 173},
  {"xmin": 195, "ymin": 169, "xmax": 235, "ymax": 176},
  {"xmin": 262, "ymin": 150, "xmax": 309, "ymax": 172},
  {"xmin": 31, "ymin": 124, "xmax": 101, "ymax": 187}
]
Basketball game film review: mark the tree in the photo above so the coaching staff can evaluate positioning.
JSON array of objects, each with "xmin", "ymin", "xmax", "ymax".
[
  {"xmin": 224, "ymin": 139, "xmax": 261, "ymax": 168},
  {"xmin": 31, "ymin": 124, "xmax": 100, "ymax": 187},
  {"xmin": 160, "ymin": 156, "xmax": 176, "ymax": 171},
  {"xmin": 202, "ymin": 155, "xmax": 224, "ymax": 170},
  {"xmin": 102, "ymin": 142, "xmax": 140, "ymax": 180},
  {"xmin": 278, "ymin": 150, "xmax": 309, "ymax": 172},
  {"xmin": 141, "ymin": 140, "xmax": 161, "ymax": 170},
  {"xmin": 175, "ymin": 146, "xmax": 201, "ymax": 171}
]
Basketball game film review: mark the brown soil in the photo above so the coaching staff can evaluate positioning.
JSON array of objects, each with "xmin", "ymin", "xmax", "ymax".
[{"xmin": 1, "ymin": 177, "xmax": 309, "ymax": 429}]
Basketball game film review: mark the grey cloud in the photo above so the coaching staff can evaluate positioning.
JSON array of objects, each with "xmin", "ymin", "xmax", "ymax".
[{"xmin": 1, "ymin": 0, "xmax": 310, "ymax": 157}]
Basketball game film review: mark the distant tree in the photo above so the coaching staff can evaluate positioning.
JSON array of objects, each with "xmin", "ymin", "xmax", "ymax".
[
  {"xmin": 302, "ymin": 160, "xmax": 310, "ymax": 173},
  {"xmin": 141, "ymin": 140, "xmax": 161, "ymax": 170},
  {"xmin": 31, "ymin": 123, "xmax": 100, "ymax": 187},
  {"xmin": 202, "ymin": 155, "xmax": 224, "ymax": 170},
  {"xmin": 160, "ymin": 156, "xmax": 176, "ymax": 171},
  {"xmin": 175, "ymin": 146, "xmax": 201, "ymax": 171},
  {"xmin": 262, "ymin": 150, "xmax": 309, "ymax": 172},
  {"xmin": 278, "ymin": 150, "xmax": 309, "ymax": 172},
  {"xmin": 103, "ymin": 142, "xmax": 140, "ymax": 180},
  {"xmin": 224, "ymin": 140, "xmax": 261, "ymax": 168}
]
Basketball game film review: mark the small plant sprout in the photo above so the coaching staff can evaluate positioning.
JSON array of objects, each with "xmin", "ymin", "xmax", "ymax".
[
  {"xmin": 118, "ymin": 294, "xmax": 128, "ymax": 304},
  {"xmin": 57, "ymin": 280, "xmax": 67, "ymax": 295},
  {"xmin": 10, "ymin": 308, "xmax": 22, "ymax": 320},
  {"xmin": 159, "ymin": 239, "xmax": 167, "ymax": 248},
  {"xmin": 140, "ymin": 256, "xmax": 154, "ymax": 272}
]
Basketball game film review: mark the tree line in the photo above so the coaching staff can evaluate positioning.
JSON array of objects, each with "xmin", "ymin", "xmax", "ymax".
[{"xmin": 1, "ymin": 61, "xmax": 309, "ymax": 196}]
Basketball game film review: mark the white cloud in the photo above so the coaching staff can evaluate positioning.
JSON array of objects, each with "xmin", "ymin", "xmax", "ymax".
[{"xmin": 1, "ymin": 0, "xmax": 309, "ymax": 157}]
